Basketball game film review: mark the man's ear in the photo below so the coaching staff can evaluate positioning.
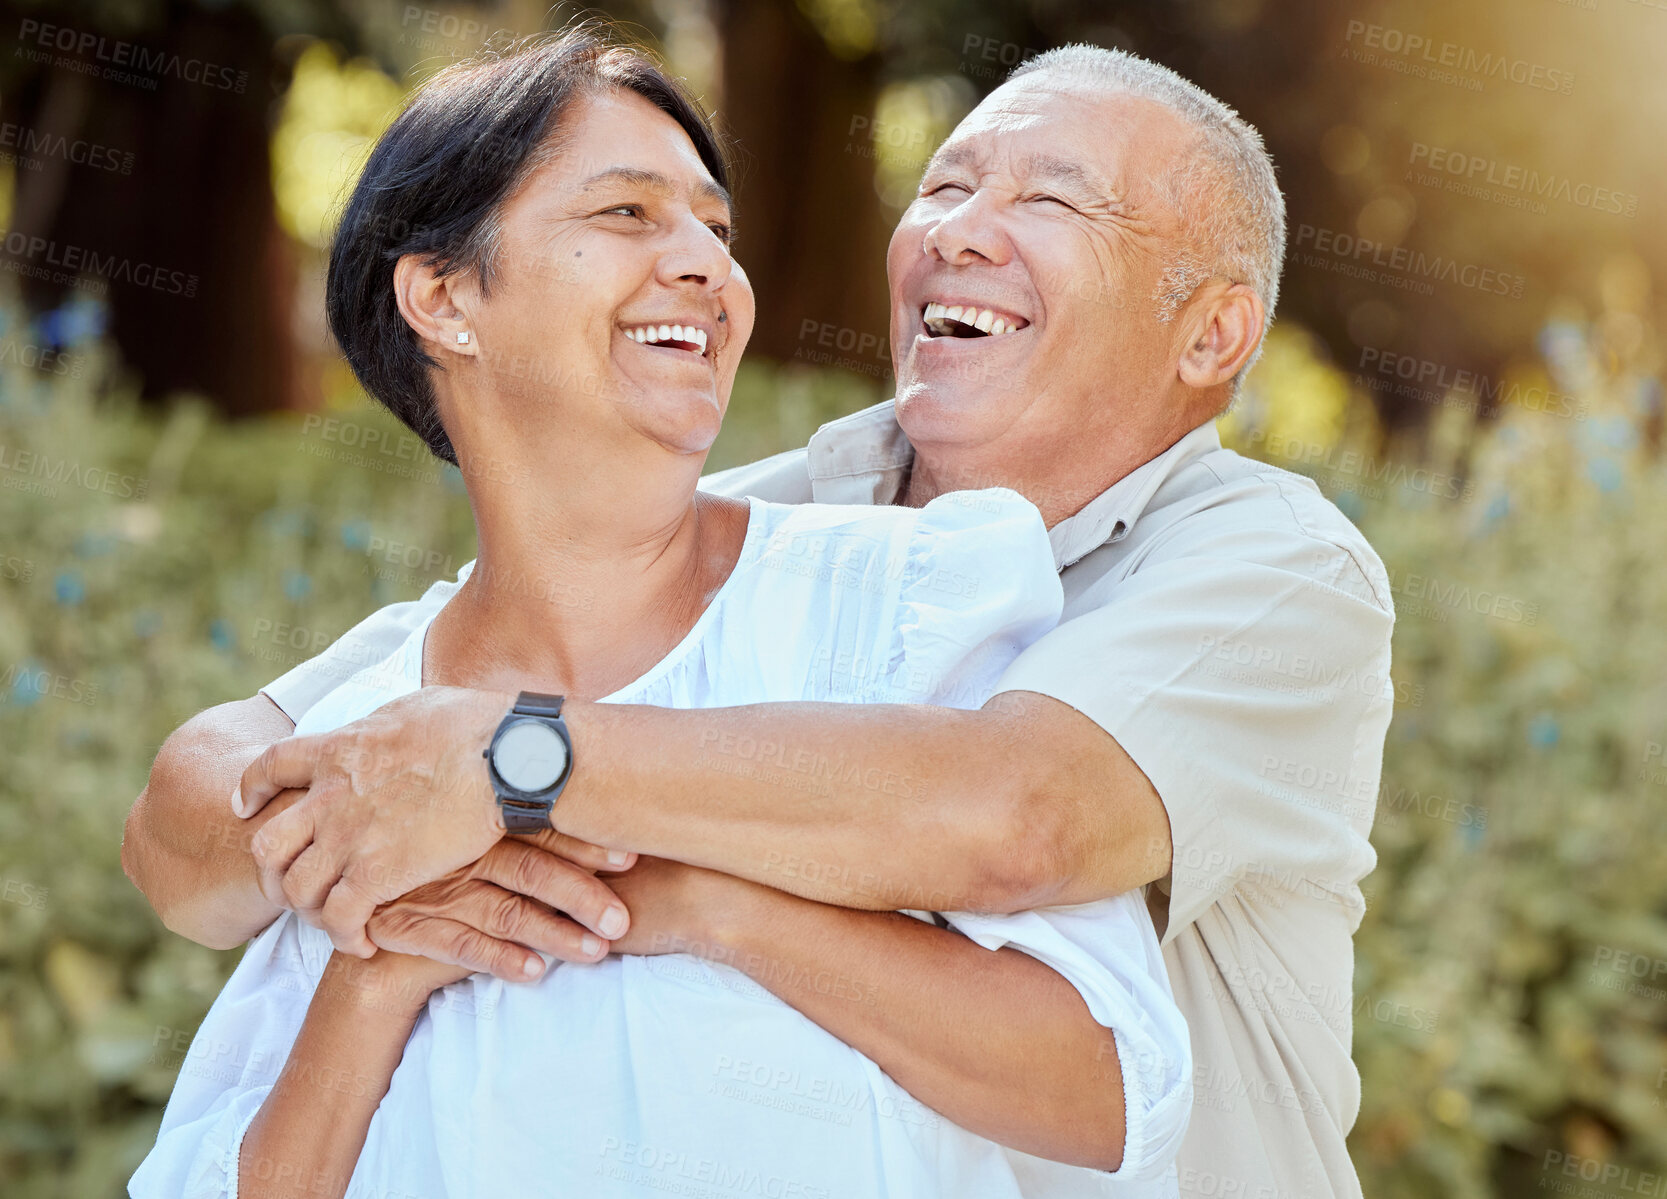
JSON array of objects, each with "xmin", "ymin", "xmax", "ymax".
[
  {"xmin": 393, "ymin": 254, "xmax": 479, "ymax": 357},
  {"xmin": 1176, "ymin": 282, "xmax": 1263, "ymax": 390}
]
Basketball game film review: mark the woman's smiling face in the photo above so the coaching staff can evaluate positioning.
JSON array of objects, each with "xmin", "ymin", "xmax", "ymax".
[{"xmin": 457, "ymin": 86, "xmax": 754, "ymax": 458}]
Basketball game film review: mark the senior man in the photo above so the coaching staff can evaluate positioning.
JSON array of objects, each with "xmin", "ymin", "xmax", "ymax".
[{"xmin": 125, "ymin": 44, "xmax": 1393, "ymax": 1199}]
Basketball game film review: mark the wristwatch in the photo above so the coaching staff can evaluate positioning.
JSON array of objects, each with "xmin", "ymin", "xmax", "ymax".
[{"xmin": 483, "ymin": 692, "xmax": 574, "ymax": 833}]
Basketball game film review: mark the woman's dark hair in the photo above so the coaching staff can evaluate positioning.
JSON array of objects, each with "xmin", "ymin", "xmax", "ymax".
[{"xmin": 325, "ymin": 23, "xmax": 730, "ymax": 464}]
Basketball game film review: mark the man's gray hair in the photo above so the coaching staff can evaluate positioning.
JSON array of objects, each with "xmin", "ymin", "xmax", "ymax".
[{"xmin": 1008, "ymin": 44, "xmax": 1286, "ymax": 390}]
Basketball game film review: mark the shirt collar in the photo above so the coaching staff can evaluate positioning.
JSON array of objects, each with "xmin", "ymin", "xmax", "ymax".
[{"xmin": 805, "ymin": 399, "xmax": 1221, "ymax": 571}]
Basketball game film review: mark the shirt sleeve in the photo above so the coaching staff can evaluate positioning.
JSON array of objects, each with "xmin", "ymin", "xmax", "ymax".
[
  {"xmin": 129, "ymin": 916, "xmax": 325, "ymax": 1198},
  {"xmin": 881, "ymin": 490, "xmax": 1191, "ymax": 1178},
  {"xmin": 943, "ymin": 896, "xmax": 1193, "ymax": 1183},
  {"xmin": 882, "ymin": 487, "xmax": 1063, "ymax": 706},
  {"xmin": 990, "ymin": 516, "xmax": 1395, "ymax": 942},
  {"xmin": 258, "ymin": 568, "xmax": 467, "ymax": 723}
]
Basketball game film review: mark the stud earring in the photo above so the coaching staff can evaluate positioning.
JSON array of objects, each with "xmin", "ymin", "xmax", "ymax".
[{"xmin": 457, "ymin": 331, "xmax": 470, "ymax": 345}]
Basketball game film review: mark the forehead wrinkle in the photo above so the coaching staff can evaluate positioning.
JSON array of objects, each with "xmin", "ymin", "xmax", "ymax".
[{"xmin": 578, "ymin": 165, "xmax": 732, "ymax": 212}]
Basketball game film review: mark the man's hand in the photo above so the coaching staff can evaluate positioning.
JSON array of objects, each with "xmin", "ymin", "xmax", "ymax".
[
  {"xmin": 367, "ymin": 830, "xmax": 632, "ymax": 979},
  {"xmin": 233, "ymin": 686, "xmax": 533, "ymax": 957}
]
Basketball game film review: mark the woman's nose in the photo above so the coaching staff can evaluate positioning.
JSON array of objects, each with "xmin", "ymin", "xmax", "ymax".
[{"xmin": 656, "ymin": 213, "xmax": 732, "ymax": 290}]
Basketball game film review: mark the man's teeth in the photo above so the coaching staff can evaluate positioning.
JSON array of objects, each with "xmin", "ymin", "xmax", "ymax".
[
  {"xmin": 922, "ymin": 301, "xmax": 1022, "ymax": 337},
  {"xmin": 626, "ymin": 324, "xmax": 709, "ymax": 354}
]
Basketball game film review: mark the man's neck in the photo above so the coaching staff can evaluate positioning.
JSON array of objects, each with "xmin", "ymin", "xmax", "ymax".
[{"xmin": 902, "ymin": 414, "xmax": 1197, "ymax": 529}]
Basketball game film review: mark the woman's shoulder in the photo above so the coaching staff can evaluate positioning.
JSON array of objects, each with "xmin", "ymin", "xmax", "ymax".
[
  {"xmin": 292, "ymin": 618, "xmax": 428, "ymax": 736},
  {"xmin": 745, "ymin": 485, "xmax": 1051, "ymax": 561},
  {"xmin": 715, "ymin": 488, "xmax": 1063, "ymax": 707}
]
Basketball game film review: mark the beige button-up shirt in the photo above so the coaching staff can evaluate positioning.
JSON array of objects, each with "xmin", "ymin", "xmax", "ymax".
[{"xmin": 265, "ymin": 399, "xmax": 1395, "ymax": 1199}]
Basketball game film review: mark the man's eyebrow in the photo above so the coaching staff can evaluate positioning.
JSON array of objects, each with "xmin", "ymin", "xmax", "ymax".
[
  {"xmin": 577, "ymin": 166, "xmax": 731, "ymax": 210},
  {"xmin": 922, "ymin": 144, "xmax": 1112, "ymax": 201},
  {"xmin": 1016, "ymin": 153, "xmax": 1109, "ymax": 199},
  {"xmin": 924, "ymin": 142, "xmax": 978, "ymax": 176}
]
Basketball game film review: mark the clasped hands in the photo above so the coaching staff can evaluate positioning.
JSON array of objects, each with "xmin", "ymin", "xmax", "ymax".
[{"xmin": 233, "ymin": 685, "xmax": 753, "ymax": 983}]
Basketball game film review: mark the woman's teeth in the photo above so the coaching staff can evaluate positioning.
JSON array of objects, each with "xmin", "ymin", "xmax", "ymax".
[
  {"xmin": 626, "ymin": 325, "xmax": 708, "ymax": 355},
  {"xmin": 922, "ymin": 301, "xmax": 1023, "ymax": 337}
]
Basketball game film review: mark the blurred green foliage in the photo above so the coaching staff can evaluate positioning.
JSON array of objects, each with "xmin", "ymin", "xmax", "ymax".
[{"xmin": 1, "ymin": 314, "xmax": 1664, "ymax": 1198}]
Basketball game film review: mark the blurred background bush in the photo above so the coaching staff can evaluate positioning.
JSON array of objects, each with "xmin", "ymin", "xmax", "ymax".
[{"xmin": 0, "ymin": 0, "xmax": 1662, "ymax": 1196}]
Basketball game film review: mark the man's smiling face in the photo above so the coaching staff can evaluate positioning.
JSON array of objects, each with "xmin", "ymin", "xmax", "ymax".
[{"xmin": 886, "ymin": 71, "xmax": 1200, "ymax": 477}]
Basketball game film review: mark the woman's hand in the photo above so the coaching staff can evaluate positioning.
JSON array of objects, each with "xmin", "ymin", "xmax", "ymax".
[
  {"xmin": 233, "ymin": 687, "xmax": 527, "ymax": 957},
  {"xmin": 320, "ymin": 945, "xmax": 473, "ymax": 1020},
  {"xmin": 366, "ymin": 830, "xmax": 632, "ymax": 979},
  {"xmin": 600, "ymin": 855, "xmax": 773, "ymax": 959}
]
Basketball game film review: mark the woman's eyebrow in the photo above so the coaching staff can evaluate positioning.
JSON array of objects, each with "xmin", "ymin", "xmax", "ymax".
[{"xmin": 578, "ymin": 165, "xmax": 732, "ymax": 211}]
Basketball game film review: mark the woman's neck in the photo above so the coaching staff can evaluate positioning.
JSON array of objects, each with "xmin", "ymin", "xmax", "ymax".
[{"xmin": 423, "ymin": 431, "xmax": 749, "ymax": 700}]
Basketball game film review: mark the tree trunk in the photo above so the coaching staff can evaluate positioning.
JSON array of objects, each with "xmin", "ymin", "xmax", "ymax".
[
  {"xmin": 715, "ymin": 0, "xmax": 891, "ymax": 374},
  {"xmin": 1, "ymin": 2, "xmax": 299, "ymax": 416}
]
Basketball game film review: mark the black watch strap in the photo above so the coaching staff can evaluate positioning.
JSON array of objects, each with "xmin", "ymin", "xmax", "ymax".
[
  {"xmin": 500, "ymin": 799, "xmax": 554, "ymax": 834},
  {"xmin": 513, "ymin": 692, "xmax": 566, "ymax": 719}
]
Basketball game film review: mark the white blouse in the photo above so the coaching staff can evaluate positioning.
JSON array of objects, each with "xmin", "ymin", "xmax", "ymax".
[{"xmin": 130, "ymin": 488, "xmax": 1192, "ymax": 1199}]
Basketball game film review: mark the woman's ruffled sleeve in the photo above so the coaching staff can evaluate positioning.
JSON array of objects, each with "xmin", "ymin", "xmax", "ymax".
[
  {"xmin": 881, "ymin": 487, "xmax": 1063, "ymax": 708},
  {"xmin": 943, "ymin": 896, "xmax": 1194, "ymax": 1183},
  {"xmin": 130, "ymin": 1083, "xmax": 271, "ymax": 1198},
  {"xmin": 879, "ymin": 488, "xmax": 1193, "ymax": 1180},
  {"xmin": 128, "ymin": 915, "xmax": 326, "ymax": 1198}
]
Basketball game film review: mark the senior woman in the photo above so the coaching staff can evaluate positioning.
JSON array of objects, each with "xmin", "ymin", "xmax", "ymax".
[{"xmin": 130, "ymin": 28, "xmax": 1190, "ymax": 1199}]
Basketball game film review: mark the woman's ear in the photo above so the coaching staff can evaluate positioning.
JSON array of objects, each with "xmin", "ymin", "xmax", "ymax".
[{"xmin": 393, "ymin": 254, "xmax": 478, "ymax": 356}]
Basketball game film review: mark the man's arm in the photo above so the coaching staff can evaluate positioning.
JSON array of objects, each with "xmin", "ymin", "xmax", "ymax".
[
  {"xmin": 122, "ymin": 691, "xmax": 639, "ymax": 975},
  {"xmin": 235, "ymin": 685, "xmax": 1173, "ymax": 954},
  {"xmin": 553, "ymin": 687, "xmax": 1173, "ymax": 913},
  {"xmin": 716, "ymin": 900, "xmax": 1134, "ymax": 1170},
  {"xmin": 610, "ymin": 858, "xmax": 1189, "ymax": 1176},
  {"xmin": 122, "ymin": 695, "xmax": 298, "ymax": 949}
]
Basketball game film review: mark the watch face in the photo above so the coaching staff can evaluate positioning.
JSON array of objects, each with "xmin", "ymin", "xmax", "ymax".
[{"xmin": 492, "ymin": 720, "xmax": 569, "ymax": 794}]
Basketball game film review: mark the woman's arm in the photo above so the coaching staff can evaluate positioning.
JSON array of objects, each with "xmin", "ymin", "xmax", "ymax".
[
  {"xmin": 607, "ymin": 859, "xmax": 1190, "ymax": 1177},
  {"xmin": 237, "ymin": 950, "xmax": 461, "ymax": 1199}
]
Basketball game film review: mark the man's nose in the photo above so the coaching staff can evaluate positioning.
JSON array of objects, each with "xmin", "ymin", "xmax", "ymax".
[{"xmin": 922, "ymin": 191, "xmax": 1012, "ymax": 267}]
